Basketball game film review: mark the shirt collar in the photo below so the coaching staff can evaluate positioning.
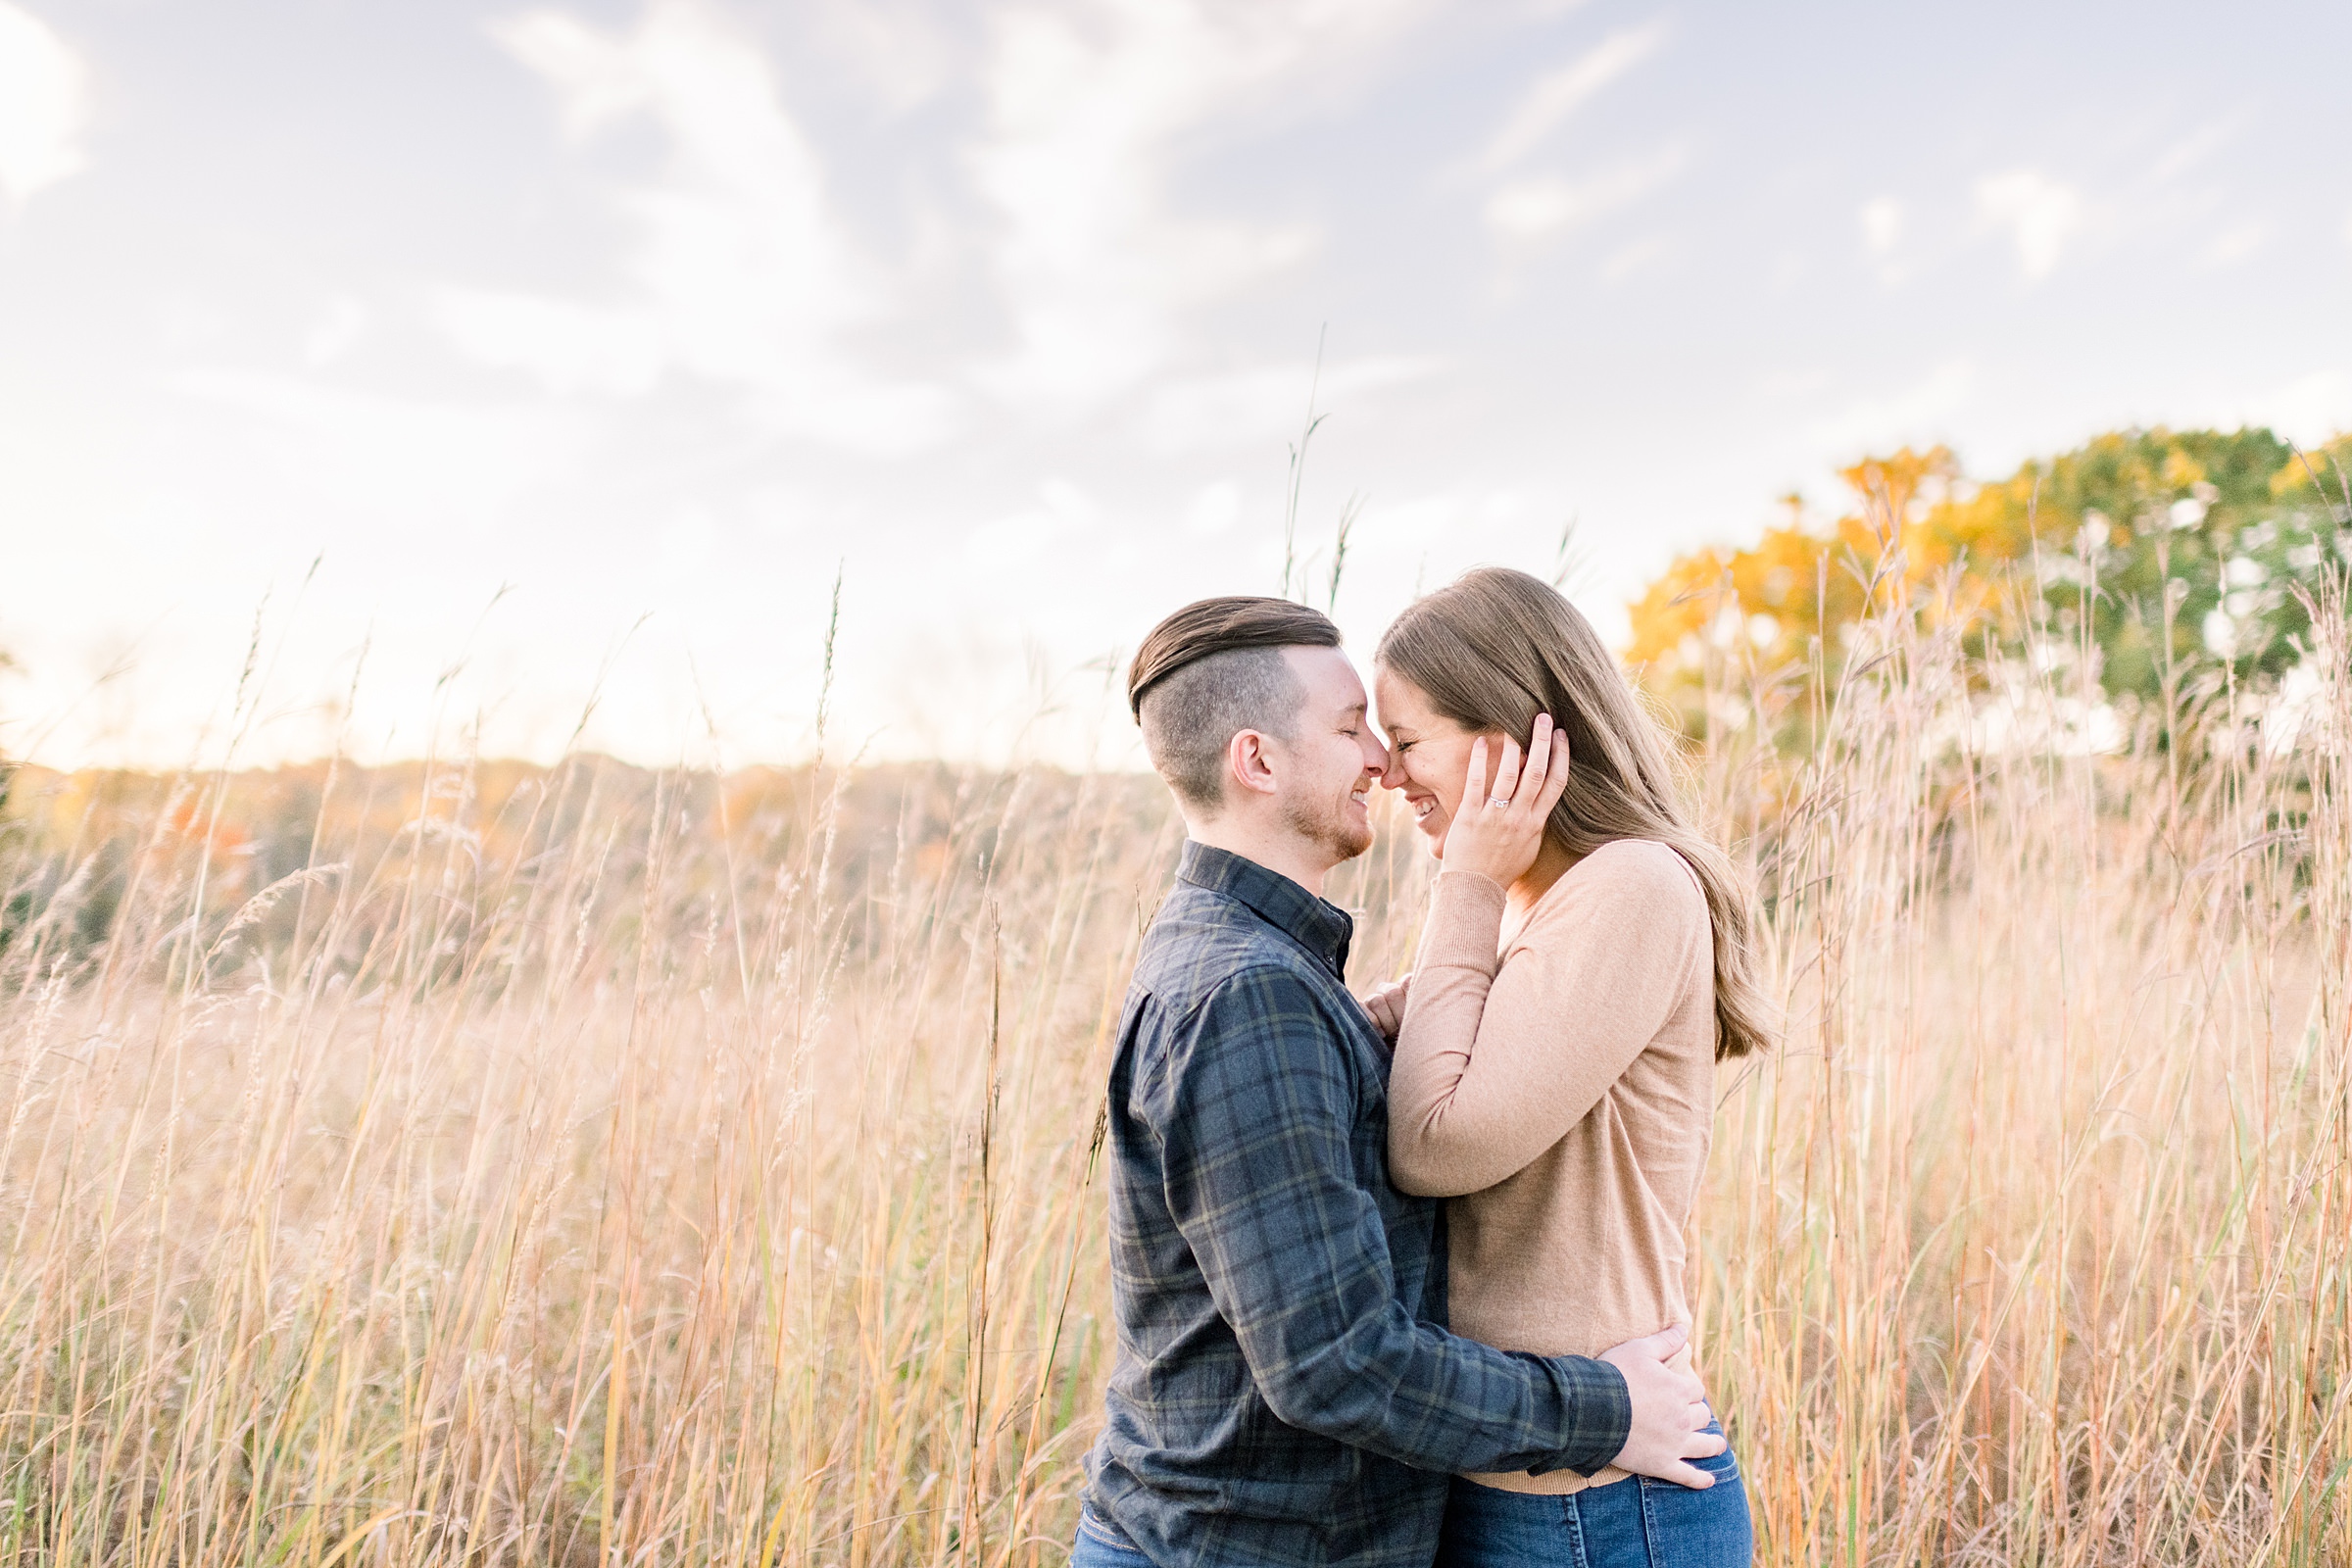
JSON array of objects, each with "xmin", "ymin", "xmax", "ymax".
[{"xmin": 1177, "ymin": 840, "xmax": 1354, "ymax": 980}]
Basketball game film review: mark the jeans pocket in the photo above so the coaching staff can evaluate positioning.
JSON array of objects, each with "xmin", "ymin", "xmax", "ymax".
[
  {"xmin": 1690, "ymin": 1439, "xmax": 1740, "ymax": 1486},
  {"xmin": 1075, "ymin": 1508, "xmax": 1151, "ymax": 1562},
  {"xmin": 1676, "ymin": 1420, "xmax": 1740, "ymax": 1485},
  {"xmin": 1636, "ymin": 1431, "xmax": 1753, "ymax": 1568}
]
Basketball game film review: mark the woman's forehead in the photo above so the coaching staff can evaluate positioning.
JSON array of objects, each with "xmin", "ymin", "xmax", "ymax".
[{"xmin": 1371, "ymin": 668, "xmax": 1435, "ymax": 722}]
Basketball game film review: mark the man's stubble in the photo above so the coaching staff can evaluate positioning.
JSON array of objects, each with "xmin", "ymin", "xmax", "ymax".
[{"xmin": 1281, "ymin": 782, "xmax": 1374, "ymax": 868}]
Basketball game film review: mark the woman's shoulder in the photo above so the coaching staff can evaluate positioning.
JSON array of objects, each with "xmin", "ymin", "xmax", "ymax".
[{"xmin": 1545, "ymin": 838, "xmax": 1707, "ymax": 924}]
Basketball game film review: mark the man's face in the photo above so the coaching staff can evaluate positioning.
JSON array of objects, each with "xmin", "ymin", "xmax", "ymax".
[{"xmin": 1268, "ymin": 646, "xmax": 1389, "ymax": 867}]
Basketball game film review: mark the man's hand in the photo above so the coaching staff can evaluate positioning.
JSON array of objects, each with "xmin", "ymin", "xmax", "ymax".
[
  {"xmin": 1599, "ymin": 1323, "xmax": 1724, "ymax": 1489},
  {"xmin": 1361, "ymin": 976, "xmax": 1410, "ymax": 1042}
]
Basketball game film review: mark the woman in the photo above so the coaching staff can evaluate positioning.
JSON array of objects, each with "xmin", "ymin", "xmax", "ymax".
[{"xmin": 1362, "ymin": 566, "xmax": 1771, "ymax": 1568}]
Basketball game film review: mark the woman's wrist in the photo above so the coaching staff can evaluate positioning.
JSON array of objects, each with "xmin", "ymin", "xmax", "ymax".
[
  {"xmin": 1435, "ymin": 865, "xmax": 1509, "ymax": 898},
  {"xmin": 1423, "ymin": 869, "xmax": 1507, "ymax": 972}
]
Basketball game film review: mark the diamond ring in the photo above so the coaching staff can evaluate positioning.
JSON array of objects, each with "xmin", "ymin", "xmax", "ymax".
[{"xmin": 1488, "ymin": 796, "xmax": 1513, "ymax": 808}]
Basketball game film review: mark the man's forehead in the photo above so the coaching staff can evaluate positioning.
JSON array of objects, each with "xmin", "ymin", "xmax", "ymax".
[{"xmin": 1284, "ymin": 644, "xmax": 1365, "ymax": 706}]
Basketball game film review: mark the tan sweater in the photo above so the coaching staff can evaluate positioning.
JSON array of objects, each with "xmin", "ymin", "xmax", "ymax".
[{"xmin": 1389, "ymin": 839, "xmax": 1717, "ymax": 1495}]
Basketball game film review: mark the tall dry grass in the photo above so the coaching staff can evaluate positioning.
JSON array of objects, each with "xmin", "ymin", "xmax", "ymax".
[
  {"xmin": 1694, "ymin": 564, "xmax": 2351, "ymax": 1564},
  {"xmin": 0, "ymin": 573, "xmax": 2346, "ymax": 1566}
]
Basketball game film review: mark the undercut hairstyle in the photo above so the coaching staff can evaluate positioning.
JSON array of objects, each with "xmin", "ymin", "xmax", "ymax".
[{"xmin": 1128, "ymin": 598, "xmax": 1343, "ymax": 810}]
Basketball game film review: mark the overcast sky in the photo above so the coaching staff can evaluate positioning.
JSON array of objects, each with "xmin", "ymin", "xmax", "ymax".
[{"xmin": 5, "ymin": 0, "xmax": 2349, "ymax": 771}]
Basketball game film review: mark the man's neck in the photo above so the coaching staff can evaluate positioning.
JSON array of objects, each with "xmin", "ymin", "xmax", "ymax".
[{"xmin": 1185, "ymin": 814, "xmax": 1333, "ymax": 899}]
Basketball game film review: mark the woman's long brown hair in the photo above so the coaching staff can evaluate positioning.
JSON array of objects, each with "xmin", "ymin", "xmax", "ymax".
[{"xmin": 1377, "ymin": 566, "xmax": 1774, "ymax": 1060}]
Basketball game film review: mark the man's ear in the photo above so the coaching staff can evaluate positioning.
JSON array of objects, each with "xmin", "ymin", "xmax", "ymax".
[{"xmin": 1226, "ymin": 728, "xmax": 1280, "ymax": 800}]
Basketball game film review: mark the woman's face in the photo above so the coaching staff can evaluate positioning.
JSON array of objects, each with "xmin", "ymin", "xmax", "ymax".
[{"xmin": 1372, "ymin": 667, "xmax": 1489, "ymax": 857}]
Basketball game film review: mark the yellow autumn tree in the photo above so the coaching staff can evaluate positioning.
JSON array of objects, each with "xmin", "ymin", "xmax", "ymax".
[{"xmin": 1629, "ymin": 428, "xmax": 2352, "ymax": 740}]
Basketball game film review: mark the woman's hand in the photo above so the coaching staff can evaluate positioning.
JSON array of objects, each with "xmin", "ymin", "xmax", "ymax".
[
  {"xmin": 1438, "ymin": 714, "xmax": 1572, "ymax": 887},
  {"xmin": 1362, "ymin": 976, "xmax": 1410, "ymax": 1042}
]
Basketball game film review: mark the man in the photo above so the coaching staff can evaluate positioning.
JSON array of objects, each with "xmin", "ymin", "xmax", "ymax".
[{"xmin": 1076, "ymin": 597, "xmax": 1723, "ymax": 1568}]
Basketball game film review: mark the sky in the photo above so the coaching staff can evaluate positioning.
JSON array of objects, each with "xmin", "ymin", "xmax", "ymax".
[{"xmin": 4, "ymin": 0, "xmax": 2349, "ymax": 772}]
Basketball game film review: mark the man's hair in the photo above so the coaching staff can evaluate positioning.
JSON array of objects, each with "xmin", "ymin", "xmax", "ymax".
[{"xmin": 1127, "ymin": 598, "xmax": 1343, "ymax": 809}]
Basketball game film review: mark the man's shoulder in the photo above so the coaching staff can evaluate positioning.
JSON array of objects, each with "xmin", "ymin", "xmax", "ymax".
[
  {"xmin": 1133, "ymin": 881, "xmax": 1327, "ymax": 1002},
  {"xmin": 1122, "ymin": 923, "xmax": 1364, "ymax": 1136}
]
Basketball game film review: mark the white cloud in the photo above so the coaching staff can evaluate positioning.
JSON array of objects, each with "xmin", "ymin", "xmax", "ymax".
[
  {"xmin": 968, "ymin": 0, "xmax": 1428, "ymax": 408},
  {"xmin": 1859, "ymin": 197, "xmax": 1901, "ymax": 256},
  {"xmin": 435, "ymin": 290, "xmax": 666, "ymax": 396},
  {"xmin": 1598, "ymin": 235, "xmax": 1669, "ymax": 283},
  {"xmin": 2236, "ymin": 368, "xmax": 2351, "ymax": 448},
  {"xmin": 170, "ymin": 368, "xmax": 589, "ymax": 526},
  {"xmin": 2197, "ymin": 220, "xmax": 2267, "ymax": 270},
  {"xmin": 0, "ymin": 1, "xmax": 91, "ymax": 205},
  {"xmin": 1974, "ymin": 169, "xmax": 2082, "ymax": 280},
  {"xmin": 1140, "ymin": 355, "xmax": 1435, "ymax": 453},
  {"xmin": 2148, "ymin": 116, "xmax": 2243, "ymax": 184},
  {"xmin": 1476, "ymin": 23, "xmax": 1669, "ymax": 175},
  {"xmin": 1485, "ymin": 144, "xmax": 1686, "ymax": 241},
  {"xmin": 1807, "ymin": 358, "xmax": 1974, "ymax": 456},
  {"xmin": 1185, "ymin": 480, "xmax": 1242, "ymax": 534},
  {"xmin": 809, "ymin": 0, "xmax": 953, "ymax": 116},
  {"xmin": 443, "ymin": 0, "xmax": 956, "ymax": 453},
  {"xmin": 303, "ymin": 296, "xmax": 370, "ymax": 367},
  {"xmin": 963, "ymin": 477, "xmax": 1099, "ymax": 569}
]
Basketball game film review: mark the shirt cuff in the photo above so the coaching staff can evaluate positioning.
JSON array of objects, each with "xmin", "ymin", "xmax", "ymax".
[{"xmin": 1533, "ymin": 1354, "xmax": 1632, "ymax": 1478}]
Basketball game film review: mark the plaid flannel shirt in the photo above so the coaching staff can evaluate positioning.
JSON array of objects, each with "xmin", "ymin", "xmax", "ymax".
[{"xmin": 1083, "ymin": 842, "xmax": 1631, "ymax": 1568}]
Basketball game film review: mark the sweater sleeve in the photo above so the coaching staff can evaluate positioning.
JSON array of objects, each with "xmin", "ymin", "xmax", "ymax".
[
  {"xmin": 1388, "ymin": 843, "xmax": 1707, "ymax": 1199},
  {"xmin": 1156, "ymin": 967, "xmax": 1631, "ymax": 1477}
]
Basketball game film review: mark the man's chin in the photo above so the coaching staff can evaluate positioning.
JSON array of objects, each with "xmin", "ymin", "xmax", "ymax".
[{"xmin": 1285, "ymin": 796, "xmax": 1375, "ymax": 865}]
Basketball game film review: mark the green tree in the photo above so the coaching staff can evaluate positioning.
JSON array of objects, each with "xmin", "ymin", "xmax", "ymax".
[{"xmin": 1629, "ymin": 427, "xmax": 2352, "ymax": 736}]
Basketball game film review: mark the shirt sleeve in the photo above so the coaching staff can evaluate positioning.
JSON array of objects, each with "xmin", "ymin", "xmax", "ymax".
[
  {"xmin": 1152, "ymin": 965, "xmax": 1630, "ymax": 1477},
  {"xmin": 1388, "ymin": 846, "xmax": 1706, "ymax": 1199}
]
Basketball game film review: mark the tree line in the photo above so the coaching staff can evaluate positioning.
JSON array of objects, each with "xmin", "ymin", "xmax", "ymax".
[{"xmin": 1626, "ymin": 427, "xmax": 2352, "ymax": 744}]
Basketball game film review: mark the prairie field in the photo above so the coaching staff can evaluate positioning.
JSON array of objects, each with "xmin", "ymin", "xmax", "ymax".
[{"xmin": 1, "ymin": 577, "xmax": 2348, "ymax": 1568}]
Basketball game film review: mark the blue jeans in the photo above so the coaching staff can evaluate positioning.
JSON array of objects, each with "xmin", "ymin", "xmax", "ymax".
[
  {"xmin": 1070, "ymin": 1506, "xmax": 1156, "ymax": 1568},
  {"xmin": 1436, "ymin": 1423, "xmax": 1752, "ymax": 1568}
]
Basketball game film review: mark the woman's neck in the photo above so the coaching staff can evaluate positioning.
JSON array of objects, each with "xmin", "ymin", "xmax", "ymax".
[{"xmin": 1506, "ymin": 838, "xmax": 1581, "ymax": 916}]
